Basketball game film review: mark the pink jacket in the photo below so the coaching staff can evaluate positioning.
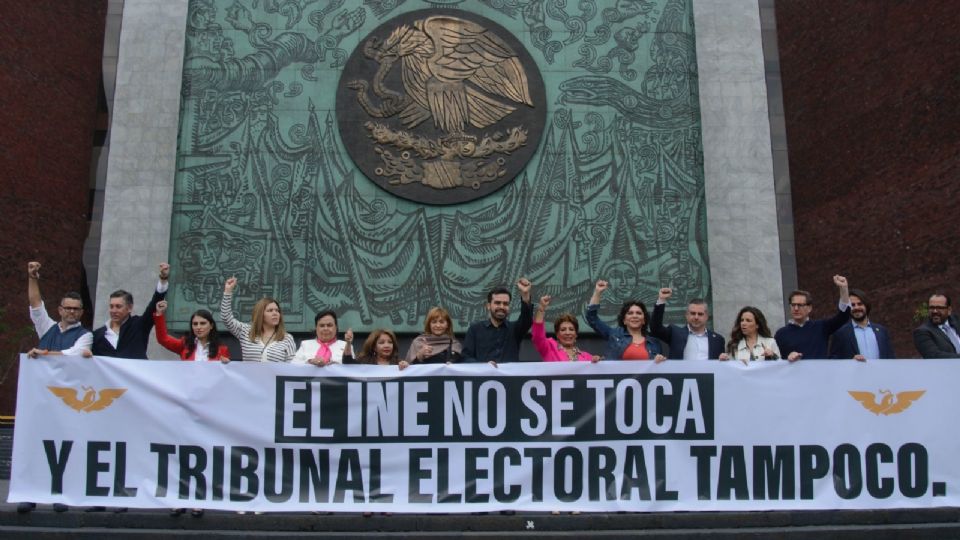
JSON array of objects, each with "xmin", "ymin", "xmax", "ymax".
[{"xmin": 532, "ymin": 321, "xmax": 594, "ymax": 362}]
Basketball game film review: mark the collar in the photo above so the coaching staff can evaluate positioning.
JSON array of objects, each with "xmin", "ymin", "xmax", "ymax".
[
  {"xmin": 58, "ymin": 321, "xmax": 83, "ymax": 332},
  {"xmin": 788, "ymin": 318, "xmax": 809, "ymax": 327},
  {"xmin": 687, "ymin": 325, "xmax": 708, "ymax": 337},
  {"xmin": 852, "ymin": 319, "xmax": 872, "ymax": 330}
]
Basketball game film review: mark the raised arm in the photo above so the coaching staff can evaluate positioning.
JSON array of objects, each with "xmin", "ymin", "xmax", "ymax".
[
  {"xmin": 138, "ymin": 263, "xmax": 170, "ymax": 334},
  {"xmin": 152, "ymin": 300, "xmax": 184, "ymax": 354},
  {"xmin": 27, "ymin": 262, "xmax": 42, "ymax": 309},
  {"xmin": 219, "ymin": 277, "xmax": 249, "ymax": 340},
  {"xmin": 513, "ymin": 277, "xmax": 534, "ymax": 340},
  {"xmin": 531, "ymin": 296, "xmax": 553, "ymax": 360},
  {"xmin": 649, "ymin": 288, "xmax": 673, "ymax": 341},
  {"xmin": 585, "ymin": 280, "xmax": 615, "ymax": 338}
]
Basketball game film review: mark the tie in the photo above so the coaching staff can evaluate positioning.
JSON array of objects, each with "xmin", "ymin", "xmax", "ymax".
[{"xmin": 941, "ymin": 324, "xmax": 960, "ymax": 353}]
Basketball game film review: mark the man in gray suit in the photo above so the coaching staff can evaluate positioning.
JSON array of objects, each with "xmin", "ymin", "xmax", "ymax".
[{"xmin": 914, "ymin": 293, "xmax": 960, "ymax": 358}]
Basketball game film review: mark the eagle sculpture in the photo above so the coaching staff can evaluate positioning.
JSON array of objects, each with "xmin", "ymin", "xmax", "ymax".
[{"xmin": 350, "ymin": 15, "xmax": 534, "ymax": 134}]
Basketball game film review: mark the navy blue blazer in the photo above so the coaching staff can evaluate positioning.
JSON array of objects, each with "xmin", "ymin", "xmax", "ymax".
[
  {"xmin": 650, "ymin": 303, "xmax": 725, "ymax": 360},
  {"xmin": 829, "ymin": 321, "xmax": 896, "ymax": 359}
]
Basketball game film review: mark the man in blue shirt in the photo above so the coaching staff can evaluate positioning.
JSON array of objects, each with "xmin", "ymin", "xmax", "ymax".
[
  {"xmin": 829, "ymin": 288, "xmax": 895, "ymax": 360},
  {"xmin": 461, "ymin": 278, "xmax": 533, "ymax": 364}
]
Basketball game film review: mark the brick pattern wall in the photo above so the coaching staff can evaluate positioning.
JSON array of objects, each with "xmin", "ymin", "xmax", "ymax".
[
  {"xmin": 0, "ymin": 1, "xmax": 107, "ymax": 413},
  {"xmin": 776, "ymin": 1, "xmax": 960, "ymax": 357}
]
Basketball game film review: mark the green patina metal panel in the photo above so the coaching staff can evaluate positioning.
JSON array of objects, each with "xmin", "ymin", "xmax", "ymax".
[{"xmin": 168, "ymin": 0, "xmax": 709, "ymax": 333}]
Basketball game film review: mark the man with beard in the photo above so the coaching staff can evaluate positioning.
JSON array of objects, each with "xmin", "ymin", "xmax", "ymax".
[
  {"xmin": 775, "ymin": 275, "xmax": 851, "ymax": 361},
  {"xmin": 914, "ymin": 293, "xmax": 960, "ymax": 358},
  {"xmin": 462, "ymin": 278, "xmax": 533, "ymax": 364},
  {"xmin": 650, "ymin": 288, "xmax": 727, "ymax": 360},
  {"xmin": 829, "ymin": 288, "xmax": 895, "ymax": 360}
]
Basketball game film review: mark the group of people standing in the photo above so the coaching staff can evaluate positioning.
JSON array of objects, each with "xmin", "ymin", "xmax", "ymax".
[{"xmin": 19, "ymin": 260, "xmax": 960, "ymax": 514}]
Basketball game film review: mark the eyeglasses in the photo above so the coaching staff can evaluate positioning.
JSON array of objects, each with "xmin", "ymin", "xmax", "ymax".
[
  {"xmin": 929, "ymin": 306, "xmax": 950, "ymax": 311},
  {"xmin": 59, "ymin": 306, "xmax": 83, "ymax": 312},
  {"xmin": 789, "ymin": 303, "xmax": 809, "ymax": 309}
]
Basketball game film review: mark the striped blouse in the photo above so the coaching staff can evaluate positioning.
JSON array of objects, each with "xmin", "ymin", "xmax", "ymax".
[{"xmin": 219, "ymin": 291, "xmax": 295, "ymax": 362}]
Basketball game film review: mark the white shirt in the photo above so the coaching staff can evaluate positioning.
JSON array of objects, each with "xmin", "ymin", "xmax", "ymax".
[
  {"xmin": 29, "ymin": 302, "xmax": 92, "ymax": 356},
  {"xmin": 683, "ymin": 327, "xmax": 710, "ymax": 360},
  {"xmin": 292, "ymin": 339, "xmax": 348, "ymax": 364}
]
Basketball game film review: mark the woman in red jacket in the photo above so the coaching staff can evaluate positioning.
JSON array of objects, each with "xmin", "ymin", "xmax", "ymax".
[{"xmin": 154, "ymin": 300, "xmax": 230, "ymax": 362}]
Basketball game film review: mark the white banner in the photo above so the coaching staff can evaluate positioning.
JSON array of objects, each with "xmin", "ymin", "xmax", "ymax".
[{"xmin": 8, "ymin": 354, "xmax": 958, "ymax": 512}]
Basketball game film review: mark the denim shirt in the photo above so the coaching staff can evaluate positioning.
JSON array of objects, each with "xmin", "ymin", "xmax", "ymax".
[{"xmin": 585, "ymin": 304, "xmax": 663, "ymax": 360}]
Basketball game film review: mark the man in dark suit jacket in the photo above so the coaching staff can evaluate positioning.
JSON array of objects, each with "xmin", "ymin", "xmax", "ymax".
[
  {"xmin": 650, "ymin": 288, "xmax": 726, "ymax": 360},
  {"xmin": 92, "ymin": 263, "xmax": 169, "ymax": 359},
  {"xmin": 914, "ymin": 293, "xmax": 960, "ymax": 358},
  {"xmin": 829, "ymin": 289, "xmax": 895, "ymax": 360}
]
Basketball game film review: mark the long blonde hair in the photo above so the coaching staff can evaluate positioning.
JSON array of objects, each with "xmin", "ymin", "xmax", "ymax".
[{"xmin": 249, "ymin": 297, "xmax": 286, "ymax": 342}]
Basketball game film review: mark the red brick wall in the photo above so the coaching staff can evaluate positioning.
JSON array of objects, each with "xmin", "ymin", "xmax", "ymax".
[
  {"xmin": 776, "ymin": 1, "xmax": 960, "ymax": 357},
  {"xmin": 0, "ymin": 1, "xmax": 107, "ymax": 413}
]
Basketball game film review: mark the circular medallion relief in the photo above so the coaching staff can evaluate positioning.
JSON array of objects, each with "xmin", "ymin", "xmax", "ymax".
[{"xmin": 337, "ymin": 9, "xmax": 546, "ymax": 205}]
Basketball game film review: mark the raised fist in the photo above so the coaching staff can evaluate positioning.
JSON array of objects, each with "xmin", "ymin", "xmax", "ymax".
[{"xmin": 27, "ymin": 262, "xmax": 41, "ymax": 279}]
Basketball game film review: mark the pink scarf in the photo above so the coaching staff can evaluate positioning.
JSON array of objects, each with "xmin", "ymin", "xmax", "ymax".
[{"xmin": 314, "ymin": 339, "xmax": 336, "ymax": 362}]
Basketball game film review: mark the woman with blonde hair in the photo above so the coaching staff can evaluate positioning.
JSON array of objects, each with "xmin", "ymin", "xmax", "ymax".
[
  {"xmin": 219, "ymin": 277, "xmax": 295, "ymax": 362},
  {"xmin": 405, "ymin": 307, "xmax": 462, "ymax": 364}
]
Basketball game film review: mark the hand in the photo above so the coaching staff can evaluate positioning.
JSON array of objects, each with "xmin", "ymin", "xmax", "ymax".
[
  {"xmin": 27, "ymin": 348, "xmax": 46, "ymax": 359},
  {"xmin": 594, "ymin": 280, "xmax": 608, "ymax": 294},
  {"xmin": 516, "ymin": 277, "xmax": 532, "ymax": 295},
  {"xmin": 718, "ymin": 353, "xmax": 730, "ymax": 361},
  {"xmin": 590, "ymin": 355, "xmax": 601, "ymax": 363},
  {"xmin": 488, "ymin": 360, "xmax": 498, "ymax": 368},
  {"xmin": 417, "ymin": 344, "xmax": 434, "ymax": 360},
  {"xmin": 762, "ymin": 347, "xmax": 776, "ymax": 359},
  {"xmin": 538, "ymin": 295, "xmax": 551, "ymax": 311},
  {"xmin": 653, "ymin": 354, "xmax": 666, "ymax": 364},
  {"xmin": 220, "ymin": 357, "xmax": 230, "ymax": 364},
  {"xmin": 833, "ymin": 275, "xmax": 848, "ymax": 288},
  {"xmin": 158, "ymin": 262, "xmax": 170, "ymax": 281},
  {"xmin": 27, "ymin": 262, "xmax": 41, "ymax": 280},
  {"xmin": 344, "ymin": 328, "xmax": 354, "ymax": 343},
  {"xmin": 224, "ymin": 277, "xmax": 237, "ymax": 294},
  {"xmin": 155, "ymin": 300, "xmax": 168, "ymax": 315},
  {"xmin": 787, "ymin": 351, "xmax": 803, "ymax": 362},
  {"xmin": 82, "ymin": 349, "xmax": 93, "ymax": 358},
  {"xmin": 308, "ymin": 358, "xmax": 330, "ymax": 367},
  {"xmin": 398, "ymin": 360, "xmax": 410, "ymax": 371},
  {"xmin": 658, "ymin": 287, "xmax": 673, "ymax": 302},
  {"xmin": 853, "ymin": 354, "xmax": 867, "ymax": 362}
]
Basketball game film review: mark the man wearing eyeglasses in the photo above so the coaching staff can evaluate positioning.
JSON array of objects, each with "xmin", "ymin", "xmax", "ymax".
[
  {"xmin": 22, "ymin": 262, "xmax": 92, "ymax": 514},
  {"xmin": 774, "ymin": 275, "xmax": 851, "ymax": 361},
  {"xmin": 914, "ymin": 293, "xmax": 960, "ymax": 358},
  {"xmin": 26, "ymin": 261, "xmax": 92, "ymax": 360}
]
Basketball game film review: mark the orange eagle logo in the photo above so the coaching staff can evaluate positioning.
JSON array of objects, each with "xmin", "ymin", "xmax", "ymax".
[
  {"xmin": 47, "ymin": 386, "xmax": 126, "ymax": 412},
  {"xmin": 848, "ymin": 389, "xmax": 925, "ymax": 415}
]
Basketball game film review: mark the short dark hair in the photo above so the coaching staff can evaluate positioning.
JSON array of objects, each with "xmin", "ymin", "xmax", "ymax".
[
  {"xmin": 60, "ymin": 291, "xmax": 83, "ymax": 308},
  {"xmin": 487, "ymin": 287, "xmax": 511, "ymax": 303},
  {"xmin": 109, "ymin": 289, "xmax": 133, "ymax": 306},
  {"xmin": 616, "ymin": 301, "xmax": 650, "ymax": 336},
  {"xmin": 789, "ymin": 290, "xmax": 812, "ymax": 305},
  {"xmin": 930, "ymin": 292, "xmax": 952, "ymax": 307},
  {"xmin": 848, "ymin": 288, "xmax": 870, "ymax": 315},
  {"xmin": 687, "ymin": 298, "xmax": 708, "ymax": 308},
  {"xmin": 315, "ymin": 310, "xmax": 338, "ymax": 327}
]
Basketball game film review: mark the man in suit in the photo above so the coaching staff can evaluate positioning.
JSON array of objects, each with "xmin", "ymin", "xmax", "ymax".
[
  {"xmin": 650, "ymin": 288, "xmax": 726, "ymax": 360},
  {"xmin": 829, "ymin": 288, "xmax": 895, "ymax": 361},
  {"xmin": 91, "ymin": 262, "xmax": 169, "ymax": 359},
  {"xmin": 914, "ymin": 293, "xmax": 960, "ymax": 358}
]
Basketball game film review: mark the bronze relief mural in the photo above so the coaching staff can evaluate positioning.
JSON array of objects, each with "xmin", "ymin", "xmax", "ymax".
[
  {"xmin": 338, "ymin": 10, "xmax": 546, "ymax": 204},
  {"xmin": 167, "ymin": 0, "xmax": 709, "ymax": 333}
]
